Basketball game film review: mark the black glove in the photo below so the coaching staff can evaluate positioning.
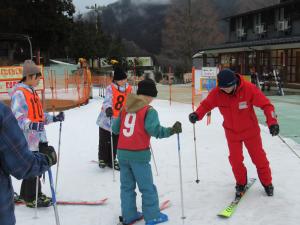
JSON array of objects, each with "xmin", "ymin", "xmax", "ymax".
[
  {"xmin": 269, "ymin": 124, "xmax": 280, "ymax": 136},
  {"xmin": 53, "ymin": 112, "xmax": 65, "ymax": 122},
  {"xmin": 39, "ymin": 143, "xmax": 57, "ymax": 167},
  {"xmin": 170, "ymin": 121, "xmax": 182, "ymax": 135},
  {"xmin": 105, "ymin": 107, "xmax": 113, "ymax": 117},
  {"xmin": 189, "ymin": 112, "xmax": 198, "ymax": 124},
  {"xmin": 29, "ymin": 122, "xmax": 44, "ymax": 131}
]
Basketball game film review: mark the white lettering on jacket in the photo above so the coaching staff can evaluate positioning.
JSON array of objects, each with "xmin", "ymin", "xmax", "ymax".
[{"xmin": 239, "ymin": 101, "xmax": 248, "ymax": 109}]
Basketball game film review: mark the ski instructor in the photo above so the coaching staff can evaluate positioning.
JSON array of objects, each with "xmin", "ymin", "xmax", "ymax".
[{"xmin": 189, "ymin": 68, "xmax": 279, "ymax": 197}]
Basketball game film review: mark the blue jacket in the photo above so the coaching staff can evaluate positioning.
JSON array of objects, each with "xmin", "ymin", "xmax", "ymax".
[{"xmin": 0, "ymin": 102, "xmax": 50, "ymax": 225}]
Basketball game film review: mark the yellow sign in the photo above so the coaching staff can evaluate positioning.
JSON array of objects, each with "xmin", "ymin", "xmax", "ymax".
[
  {"xmin": 0, "ymin": 67, "xmax": 23, "ymax": 79},
  {"xmin": 0, "ymin": 66, "xmax": 44, "ymax": 93}
]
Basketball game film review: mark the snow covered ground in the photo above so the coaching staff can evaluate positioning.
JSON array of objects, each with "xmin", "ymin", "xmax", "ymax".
[{"xmin": 13, "ymin": 88, "xmax": 300, "ymax": 225}]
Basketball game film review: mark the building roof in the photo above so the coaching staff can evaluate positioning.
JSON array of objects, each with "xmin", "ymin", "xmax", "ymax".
[
  {"xmin": 223, "ymin": 0, "xmax": 299, "ymax": 20},
  {"xmin": 193, "ymin": 35, "xmax": 300, "ymax": 57}
]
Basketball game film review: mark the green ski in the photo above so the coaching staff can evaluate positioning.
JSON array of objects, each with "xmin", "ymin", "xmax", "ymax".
[{"xmin": 218, "ymin": 178, "xmax": 256, "ymax": 218}]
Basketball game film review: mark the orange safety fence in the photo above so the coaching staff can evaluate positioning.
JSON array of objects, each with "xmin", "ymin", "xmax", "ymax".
[{"xmin": 0, "ymin": 67, "xmax": 114, "ymax": 112}]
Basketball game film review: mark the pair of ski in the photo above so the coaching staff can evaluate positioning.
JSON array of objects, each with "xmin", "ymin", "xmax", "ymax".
[
  {"xmin": 218, "ymin": 178, "xmax": 256, "ymax": 218},
  {"xmin": 118, "ymin": 200, "xmax": 170, "ymax": 225}
]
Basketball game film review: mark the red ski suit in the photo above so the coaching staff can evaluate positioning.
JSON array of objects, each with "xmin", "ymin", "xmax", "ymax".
[{"xmin": 194, "ymin": 75, "xmax": 278, "ymax": 186}]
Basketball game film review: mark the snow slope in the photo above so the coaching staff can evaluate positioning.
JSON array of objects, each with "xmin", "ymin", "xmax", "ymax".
[{"xmin": 13, "ymin": 89, "xmax": 300, "ymax": 225}]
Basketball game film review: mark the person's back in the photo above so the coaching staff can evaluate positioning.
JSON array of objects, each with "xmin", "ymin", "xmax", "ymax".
[
  {"xmin": 112, "ymin": 79, "xmax": 182, "ymax": 225},
  {"xmin": 0, "ymin": 102, "xmax": 57, "ymax": 225}
]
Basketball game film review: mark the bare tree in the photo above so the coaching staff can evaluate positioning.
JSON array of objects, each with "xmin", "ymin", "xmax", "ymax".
[{"xmin": 160, "ymin": 0, "xmax": 224, "ymax": 71}]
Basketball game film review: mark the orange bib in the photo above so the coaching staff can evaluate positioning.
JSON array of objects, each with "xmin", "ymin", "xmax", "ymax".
[
  {"xmin": 18, "ymin": 87, "xmax": 44, "ymax": 122},
  {"xmin": 111, "ymin": 84, "xmax": 132, "ymax": 118}
]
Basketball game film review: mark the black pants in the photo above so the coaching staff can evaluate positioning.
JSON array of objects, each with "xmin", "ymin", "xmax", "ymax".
[
  {"xmin": 98, "ymin": 127, "xmax": 119, "ymax": 166},
  {"xmin": 20, "ymin": 176, "xmax": 42, "ymax": 202},
  {"xmin": 20, "ymin": 142, "xmax": 49, "ymax": 201}
]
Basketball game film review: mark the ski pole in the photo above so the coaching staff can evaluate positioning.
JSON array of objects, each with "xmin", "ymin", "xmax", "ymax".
[
  {"xmin": 48, "ymin": 169, "xmax": 61, "ymax": 225},
  {"xmin": 278, "ymin": 135, "xmax": 300, "ymax": 159},
  {"xmin": 110, "ymin": 117, "xmax": 116, "ymax": 182},
  {"xmin": 150, "ymin": 144, "xmax": 159, "ymax": 176},
  {"xmin": 55, "ymin": 121, "xmax": 63, "ymax": 193},
  {"xmin": 33, "ymin": 176, "xmax": 39, "ymax": 218},
  {"xmin": 193, "ymin": 124, "xmax": 200, "ymax": 183},
  {"xmin": 176, "ymin": 134, "xmax": 186, "ymax": 220}
]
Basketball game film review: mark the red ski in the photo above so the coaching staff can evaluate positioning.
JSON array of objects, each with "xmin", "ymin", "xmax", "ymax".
[
  {"xmin": 15, "ymin": 198, "xmax": 108, "ymax": 206},
  {"xmin": 118, "ymin": 200, "xmax": 170, "ymax": 225}
]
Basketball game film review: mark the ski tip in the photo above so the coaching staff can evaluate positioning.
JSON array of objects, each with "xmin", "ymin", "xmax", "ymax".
[
  {"xmin": 217, "ymin": 213, "xmax": 231, "ymax": 218},
  {"xmin": 160, "ymin": 200, "xmax": 171, "ymax": 210}
]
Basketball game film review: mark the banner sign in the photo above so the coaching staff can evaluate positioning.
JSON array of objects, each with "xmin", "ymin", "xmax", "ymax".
[
  {"xmin": 194, "ymin": 67, "xmax": 218, "ymax": 95},
  {"xmin": 0, "ymin": 66, "xmax": 44, "ymax": 93}
]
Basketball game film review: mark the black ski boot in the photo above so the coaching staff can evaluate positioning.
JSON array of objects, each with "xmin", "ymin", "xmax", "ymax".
[
  {"xmin": 114, "ymin": 160, "xmax": 120, "ymax": 171},
  {"xmin": 235, "ymin": 183, "xmax": 246, "ymax": 198},
  {"xmin": 99, "ymin": 160, "xmax": 106, "ymax": 168},
  {"xmin": 14, "ymin": 192, "xmax": 24, "ymax": 204},
  {"xmin": 264, "ymin": 184, "xmax": 274, "ymax": 196},
  {"xmin": 25, "ymin": 196, "xmax": 52, "ymax": 208},
  {"xmin": 107, "ymin": 160, "xmax": 120, "ymax": 171}
]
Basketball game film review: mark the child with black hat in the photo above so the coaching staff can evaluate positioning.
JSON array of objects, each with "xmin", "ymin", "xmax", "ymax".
[
  {"xmin": 112, "ymin": 78, "xmax": 182, "ymax": 225},
  {"xmin": 96, "ymin": 67, "xmax": 132, "ymax": 170},
  {"xmin": 189, "ymin": 68, "xmax": 279, "ymax": 198}
]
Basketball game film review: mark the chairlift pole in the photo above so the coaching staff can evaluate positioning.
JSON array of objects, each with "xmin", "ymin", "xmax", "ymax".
[{"xmin": 25, "ymin": 35, "xmax": 33, "ymax": 60}]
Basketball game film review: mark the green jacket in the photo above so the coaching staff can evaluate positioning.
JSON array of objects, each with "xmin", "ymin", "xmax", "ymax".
[{"xmin": 112, "ymin": 94, "xmax": 172, "ymax": 162}]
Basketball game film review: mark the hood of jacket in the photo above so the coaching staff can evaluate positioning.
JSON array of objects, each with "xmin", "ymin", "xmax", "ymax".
[{"xmin": 125, "ymin": 94, "xmax": 150, "ymax": 113}]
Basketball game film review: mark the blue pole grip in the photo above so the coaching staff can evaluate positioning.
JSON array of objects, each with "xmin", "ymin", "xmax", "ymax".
[{"xmin": 48, "ymin": 169, "xmax": 57, "ymax": 204}]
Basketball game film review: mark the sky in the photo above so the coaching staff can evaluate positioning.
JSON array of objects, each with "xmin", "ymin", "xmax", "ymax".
[
  {"xmin": 72, "ymin": 0, "xmax": 118, "ymax": 13},
  {"xmin": 72, "ymin": 0, "xmax": 170, "ymax": 13}
]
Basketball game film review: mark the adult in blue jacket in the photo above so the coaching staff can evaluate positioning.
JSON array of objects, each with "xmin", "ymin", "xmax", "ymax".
[{"xmin": 0, "ymin": 102, "xmax": 57, "ymax": 225}]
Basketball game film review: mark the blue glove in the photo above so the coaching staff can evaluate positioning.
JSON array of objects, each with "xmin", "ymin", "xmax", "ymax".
[
  {"xmin": 53, "ymin": 112, "xmax": 65, "ymax": 122},
  {"xmin": 29, "ymin": 122, "xmax": 44, "ymax": 131}
]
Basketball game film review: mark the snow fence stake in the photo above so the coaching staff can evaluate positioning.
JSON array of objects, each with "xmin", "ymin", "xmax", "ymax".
[
  {"xmin": 177, "ymin": 134, "xmax": 186, "ymax": 220},
  {"xmin": 278, "ymin": 135, "xmax": 300, "ymax": 159},
  {"xmin": 192, "ymin": 124, "xmax": 200, "ymax": 183},
  {"xmin": 48, "ymin": 169, "xmax": 61, "ymax": 225},
  {"xmin": 55, "ymin": 121, "xmax": 63, "ymax": 193},
  {"xmin": 110, "ymin": 117, "xmax": 116, "ymax": 182}
]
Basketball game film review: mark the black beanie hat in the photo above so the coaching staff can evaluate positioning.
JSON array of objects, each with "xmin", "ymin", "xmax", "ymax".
[
  {"xmin": 113, "ymin": 67, "xmax": 127, "ymax": 81},
  {"xmin": 137, "ymin": 79, "xmax": 158, "ymax": 97},
  {"xmin": 217, "ymin": 69, "xmax": 237, "ymax": 88}
]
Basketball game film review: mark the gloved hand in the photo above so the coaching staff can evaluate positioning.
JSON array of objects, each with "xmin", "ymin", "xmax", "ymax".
[
  {"xmin": 105, "ymin": 107, "xmax": 113, "ymax": 117},
  {"xmin": 39, "ymin": 143, "xmax": 57, "ymax": 167},
  {"xmin": 29, "ymin": 122, "xmax": 44, "ymax": 131},
  {"xmin": 53, "ymin": 112, "xmax": 65, "ymax": 122},
  {"xmin": 269, "ymin": 124, "xmax": 280, "ymax": 136},
  {"xmin": 189, "ymin": 112, "xmax": 198, "ymax": 124},
  {"xmin": 170, "ymin": 121, "xmax": 182, "ymax": 135}
]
